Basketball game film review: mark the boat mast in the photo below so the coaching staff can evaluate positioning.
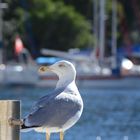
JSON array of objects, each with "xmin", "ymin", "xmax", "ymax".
[
  {"xmin": 111, "ymin": 0, "xmax": 117, "ymax": 69},
  {"xmin": 0, "ymin": 0, "xmax": 8, "ymax": 64},
  {"xmin": 93, "ymin": 0, "xmax": 99, "ymax": 62},
  {"xmin": 99, "ymin": 0, "xmax": 106, "ymax": 67}
]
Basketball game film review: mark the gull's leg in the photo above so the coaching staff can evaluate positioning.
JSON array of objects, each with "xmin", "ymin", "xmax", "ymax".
[
  {"xmin": 46, "ymin": 130, "xmax": 50, "ymax": 140},
  {"xmin": 60, "ymin": 131, "xmax": 64, "ymax": 140}
]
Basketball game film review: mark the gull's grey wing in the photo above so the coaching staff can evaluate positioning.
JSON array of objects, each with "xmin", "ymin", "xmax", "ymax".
[
  {"xmin": 24, "ymin": 90, "xmax": 82, "ymax": 128},
  {"xmin": 28, "ymin": 87, "xmax": 65, "ymax": 115}
]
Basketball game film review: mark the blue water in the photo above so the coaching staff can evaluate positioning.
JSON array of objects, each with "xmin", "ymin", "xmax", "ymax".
[{"xmin": 0, "ymin": 85, "xmax": 140, "ymax": 140}]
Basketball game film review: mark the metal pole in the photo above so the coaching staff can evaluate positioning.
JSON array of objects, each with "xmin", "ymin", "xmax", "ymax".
[
  {"xmin": 0, "ymin": 0, "xmax": 3, "ymax": 64},
  {"xmin": 0, "ymin": 1, "xmax": 8, "ymax": 64},
  {"xmin": 93, "ymin": 0, "xmax": 98, "ymax": 60},
  {"xmin": 111, "ymin": 0, "xmax": 117, "ymax": 69},
  {"xmin": 99, "ymin": 0, "xmax": 105, "ymax": 66},
  {"xmin": 0, "ymin": 0, "xmax": 3, "ymax": 45}
]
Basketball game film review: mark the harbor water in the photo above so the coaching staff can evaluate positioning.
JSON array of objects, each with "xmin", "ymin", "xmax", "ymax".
[{"xmin": 0, "ymin": 85, "xmax": 140, "ymax": 140}]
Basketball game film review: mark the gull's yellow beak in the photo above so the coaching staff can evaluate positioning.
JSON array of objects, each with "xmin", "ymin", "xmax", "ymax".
[{"xmin": 38, "ymin": 66, "xmax": 50, "ymax": 73}]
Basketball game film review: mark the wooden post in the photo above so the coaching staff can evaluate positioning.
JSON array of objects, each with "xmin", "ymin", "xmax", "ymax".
[{"xmin": 0, "ymin": 100, "xmax": 20, "ymax": 140}]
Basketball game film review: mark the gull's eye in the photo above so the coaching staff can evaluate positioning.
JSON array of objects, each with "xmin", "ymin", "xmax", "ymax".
[{"xmin": 58, "ymin": 64, "xmax": 65, "ymax": 68}]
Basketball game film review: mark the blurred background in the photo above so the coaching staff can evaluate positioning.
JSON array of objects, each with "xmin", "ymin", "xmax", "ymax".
[{"xmin": 0, "ymin": 0, "xmax": 140, "ymax": 139}]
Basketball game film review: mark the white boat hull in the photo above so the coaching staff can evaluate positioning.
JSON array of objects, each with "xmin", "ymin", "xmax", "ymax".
[
  {"xmin": 0, "ymin": 64, "xmax": 38, "ymax": 85},
  {"xmin": 38, "ymin": 75, "xmax": 140, "ymax": 88}
]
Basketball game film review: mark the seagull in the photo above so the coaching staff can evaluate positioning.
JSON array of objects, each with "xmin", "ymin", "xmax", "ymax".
[{"xmin": 22, "ymin": 60, "xmax": 83, "ymax": 140}]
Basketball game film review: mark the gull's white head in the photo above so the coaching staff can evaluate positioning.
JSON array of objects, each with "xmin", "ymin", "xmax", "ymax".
[{"xmin": 39, "ymin": 60, "xmax": 76, "ymax": 88}]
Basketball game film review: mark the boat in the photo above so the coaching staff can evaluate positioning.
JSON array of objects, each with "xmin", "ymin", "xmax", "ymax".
[
  {"xmin": 1, "ymin": 63, "xmax": 38, "ymax": 85},
  {"xmin": 0, "ymin": 36, "xmax": 38, "ymax": 86},
  {"xmin": 38, "ymin": 71, "xmax": 140, "ymax": 88},
  {"xmin": 35, "ymin": 0, "xmax": 140, "ymax": 89},
  {"xmin": 35, "ymin": 49, "xmax": 140, "ymax": 88}
]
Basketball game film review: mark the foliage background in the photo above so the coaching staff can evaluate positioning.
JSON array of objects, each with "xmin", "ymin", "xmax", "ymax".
[{"xmin": 2, "ymin": 0, "xmax": 140, "ymax": 58}]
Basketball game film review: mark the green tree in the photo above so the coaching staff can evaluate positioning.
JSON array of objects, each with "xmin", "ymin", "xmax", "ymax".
[
  {"xmin": 29, "ymin": 0, "xmax": 93, "ymax": 51},
  {"xmin": 3, "ymin": 0, "xmax": 93, "ymax": 59}
]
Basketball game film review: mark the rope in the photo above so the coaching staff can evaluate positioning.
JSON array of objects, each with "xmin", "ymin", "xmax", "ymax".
[
  {"xmin": 0, "ymin": 118, "xmax": 23, "ymax": 126},
  {"xmin": 9, "ymin": 118, "xmax": 23, "ymax": 126}
]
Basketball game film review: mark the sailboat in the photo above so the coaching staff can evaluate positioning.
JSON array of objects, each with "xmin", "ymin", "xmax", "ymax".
[{"xmin": 37, "ymin": 0, "xmax": 140, "ymax": 88}]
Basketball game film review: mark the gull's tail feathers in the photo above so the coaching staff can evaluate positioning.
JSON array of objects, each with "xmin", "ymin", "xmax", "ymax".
[{"xmin": 21, "ymin": 119, "xmax": 39, "ymax": 132}]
